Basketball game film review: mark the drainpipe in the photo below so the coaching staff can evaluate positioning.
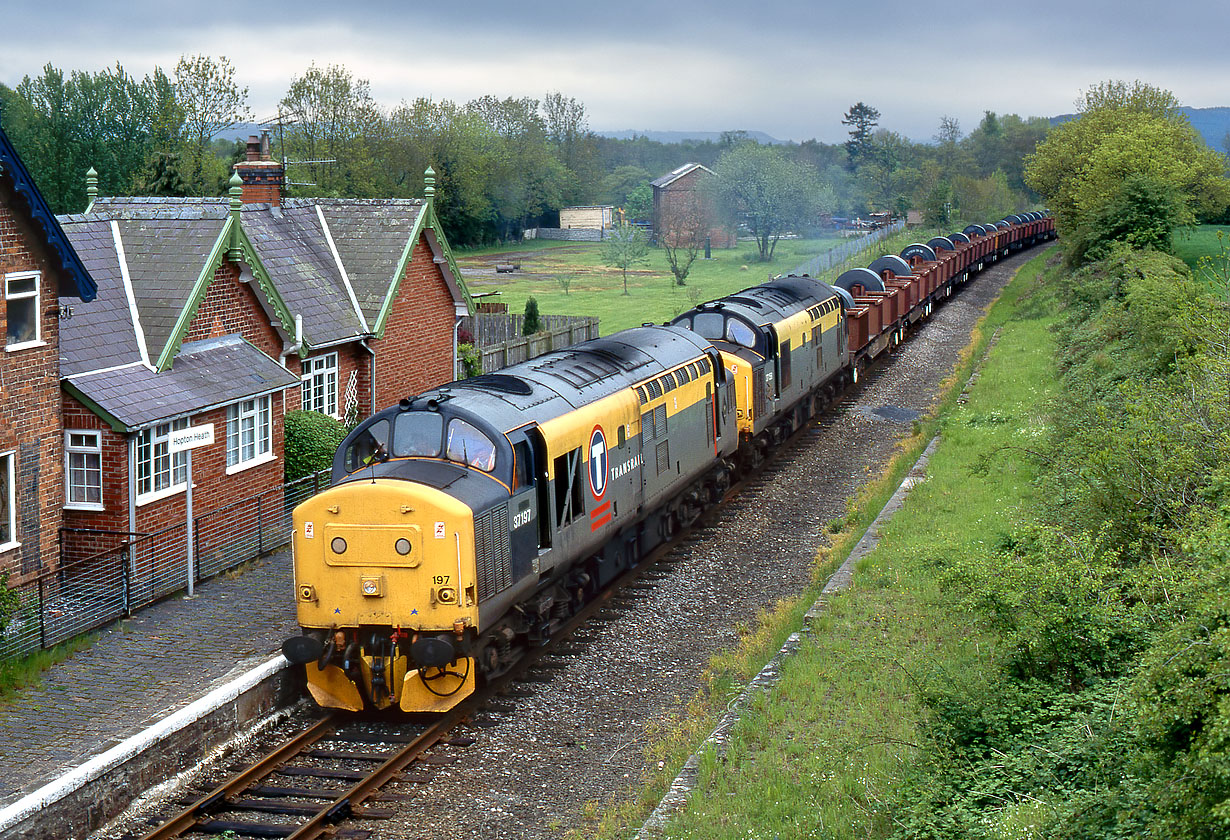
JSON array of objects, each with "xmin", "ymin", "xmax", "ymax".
[
  {"xmin": 360, "ymin": 338, "xmax": 376, "ymax": 416},
  {"xmin": 453, "ymin": 318, "xmax": 462, "ymax": 379},
  {"xmin": 280, "ymin": 314, "xmax": 303, "ymax": 368}
]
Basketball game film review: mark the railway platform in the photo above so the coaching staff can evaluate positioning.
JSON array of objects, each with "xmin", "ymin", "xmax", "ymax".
[{"xmin": 0, "ymin": 549, "xmax": 297, "ymax": 812}]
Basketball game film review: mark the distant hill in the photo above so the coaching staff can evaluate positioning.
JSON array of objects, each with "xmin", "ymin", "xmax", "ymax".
[
  {"xmin": 1051, "ymin": 106, "xmax": 1230, "ymax": 151},
  {"xmin": 596, "ymin": 129, "xmax": 786, "ymax": 145},
  {"xmin": 216, "ymin": 123, "xmax": 788, "ymax": 146}
]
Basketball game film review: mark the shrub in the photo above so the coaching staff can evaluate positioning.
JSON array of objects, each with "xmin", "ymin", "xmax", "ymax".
[
  {"xmin": 522, "ymin": 297, "xmax": 540, "ymax": 335},
  {"xmin": 457, "ymin": 342, "xmax": 481, "ymax": 378},
  {"xmin": 284, "ymin": 410, "xmax": 348, "ymax": 481}
]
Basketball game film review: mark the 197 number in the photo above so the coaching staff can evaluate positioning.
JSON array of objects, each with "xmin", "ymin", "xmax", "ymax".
[{"xmin": 432, "ymin": 575, "xmax": 450, "ymax": 585}]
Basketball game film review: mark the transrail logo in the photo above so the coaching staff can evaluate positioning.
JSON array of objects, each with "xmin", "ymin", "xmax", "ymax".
[{"xmin": 588, "ymin": 425, "xmax": 608, "ymax": 500}]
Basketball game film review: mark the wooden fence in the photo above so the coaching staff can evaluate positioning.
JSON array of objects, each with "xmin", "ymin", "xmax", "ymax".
[{"xmin": 459, "ymin": 313, "xmax": 601, "ymax": 375}]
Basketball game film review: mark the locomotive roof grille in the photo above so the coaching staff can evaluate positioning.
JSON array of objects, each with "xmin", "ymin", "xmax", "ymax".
[{"xmin": 451, "ymin": 373, "xmax": 534, "ymax": 395}]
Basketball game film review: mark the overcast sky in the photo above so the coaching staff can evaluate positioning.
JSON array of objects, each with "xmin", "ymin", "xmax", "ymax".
[{"xmin": 3, "ymin": 1, "xmax": 1228, "ymax": 144}]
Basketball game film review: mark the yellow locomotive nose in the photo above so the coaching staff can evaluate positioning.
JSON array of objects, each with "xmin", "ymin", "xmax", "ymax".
[{"xmin": 289, "ymin": 478, "xmax": 480, "ymax": 711}]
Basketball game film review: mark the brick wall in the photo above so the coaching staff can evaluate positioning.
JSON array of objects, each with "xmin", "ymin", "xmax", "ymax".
[
  {"xmin": 369, "ymin": 235, "xmax": 457, "ymax": 409},
  {"xmin": 61, "ymin": 394, "xmax": 288, "ymax": 555},
  {"xmin": 656, "ymin": 168, "xmax": 735, "ymax": 249},
  {"xmin": 0, "ymin": 182, "xmax": 67, "ymax": 583},
  {"xmin": 63, "ymin": 258, "xmax": 292, "ymax": 568},
  {"xmin": 184, "ymin": 261, "xmax": 284, "ymax": 359}
]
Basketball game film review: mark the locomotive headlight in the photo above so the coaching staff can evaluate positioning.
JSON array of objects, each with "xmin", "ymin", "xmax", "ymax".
[
  {"xmin": 360, "ymin": 575, "xmax": 383, "ymax": 597},
  {"xmin": 395, "ymin": 538, "xmax": 412, "ymax": 556},
  {"xmin": 331, "ymin": 537, "xmax": 347, "ymax": 554}
]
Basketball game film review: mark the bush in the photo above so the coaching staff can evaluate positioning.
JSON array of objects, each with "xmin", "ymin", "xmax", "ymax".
[
  {"xmin": 522, "ymin": 297, "xmax": 540, "ymax": 335},
  {"xmin": 284, "ymin": 410, "xmax": 348, "ymax": 481},
  {"xmin": 457, "ymin": 342, "xmax": 481, "ymax": 378}
]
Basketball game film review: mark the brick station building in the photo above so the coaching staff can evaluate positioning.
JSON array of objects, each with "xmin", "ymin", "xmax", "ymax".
[
  {"xmin": 0, "ymin": 127, "xmax": 96, "ymax": 585},
  {"xmin": 57, "ymin": 145, "xmax": 471, "ymax": 575},
  {"xmin": 651, "ymin": 162, "xmax": 735, "ymax": 249}
]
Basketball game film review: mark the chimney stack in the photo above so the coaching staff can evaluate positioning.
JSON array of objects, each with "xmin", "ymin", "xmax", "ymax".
[{"xmin": 232, "ymin": 130, "xmax": 284, "ymax": 207}]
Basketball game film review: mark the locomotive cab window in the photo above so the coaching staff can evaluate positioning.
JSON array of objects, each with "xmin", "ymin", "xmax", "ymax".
[
  {"xmin": 446, "ymin": 418, "xmax": 496, "ymax": 472},
  {"xmin": 393, "ymin": 412, "xmax": 443, "ymax": 457},
  {"xmin": 692, "ymin": 312, "xmax": 724, "ymax": 340},
  {"xmin": 345, "ymin": 418, "xmax": 390, "ymax": 472},
  {"xmin": 725, "ymin": 318, "xmax": 756, "ymax": 348}
]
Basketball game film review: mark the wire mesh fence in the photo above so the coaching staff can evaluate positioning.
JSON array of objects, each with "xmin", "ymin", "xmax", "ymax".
[
  {"xmin": 0, "ymin": 467, "xmax": 332, "ymax": 662},
  {"xmin": 788, "ymin": 221, "xmax": 907, "ymax": 278}
]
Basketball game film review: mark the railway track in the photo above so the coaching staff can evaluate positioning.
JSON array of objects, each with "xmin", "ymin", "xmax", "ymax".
[{"xmin": 129, "ymin": 384, "xmax": 850, "ymax": 840}]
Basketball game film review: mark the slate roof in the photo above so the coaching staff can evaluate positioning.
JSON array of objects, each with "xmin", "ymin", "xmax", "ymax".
[
  {"xmin": 650, "ymin": 162, "xmax": 714, "ymax": 189},
  {"xmin": 0, "ymin": 126, "xmax": 96, "ymax": 301},
  {"xmin": 63, "ymin": 335, "xmax": 297, "ymax": 431},
  {"xmin": 56, "ymin": 216, "xmax": 145, "ymax": 377}
]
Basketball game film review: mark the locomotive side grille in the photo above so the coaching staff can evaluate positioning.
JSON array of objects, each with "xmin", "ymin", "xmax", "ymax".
[
  {"xmin": 656, "ymin": 440, "xmax": 670, "ymax": 475},
  {"xmin": 753, "ymin": 370, "xmax": 767, "ymax": 422},
  {"xmin": 474, "ymin": 506, "xmax": 512, "ymax": 600}
]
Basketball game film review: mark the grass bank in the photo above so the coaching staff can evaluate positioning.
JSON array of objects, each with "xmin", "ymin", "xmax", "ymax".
[
  {"xmin": 653, "ymin": 251, "xmax": 1058, "ymax": 839},
  {"xmin": 570, "ymin": 249, "xmax": 1058, "ymax": 838}
]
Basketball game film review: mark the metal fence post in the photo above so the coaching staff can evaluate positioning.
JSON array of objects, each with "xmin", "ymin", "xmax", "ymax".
[
  {"xmin": 38, "ymin": 576, "xmax": 46, "ymax": 650},
  {"xmin": 257, "ymin": 495, "xmax": 264, "ymax": 556},
  {"xmin": 122, "ymin": 545, "xmax": 131, "ymax": 617}
]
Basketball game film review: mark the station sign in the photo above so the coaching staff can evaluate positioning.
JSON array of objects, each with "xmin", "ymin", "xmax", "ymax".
[{"xmin": 168, "ymin": 423, "xmax": 215, "ymax": 453}]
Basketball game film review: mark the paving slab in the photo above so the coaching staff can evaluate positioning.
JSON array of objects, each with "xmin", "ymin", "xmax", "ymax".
[{"xmin": 0, "ymin": 550, "xmax": 297, "ymax": 807}]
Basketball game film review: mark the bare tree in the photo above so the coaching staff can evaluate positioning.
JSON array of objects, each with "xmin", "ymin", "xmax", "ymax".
[
  {"xmin": 174, "ymin": 54, "xmax": 250, "ymax": 194},
  {"xmin": 659, "ymin": 195, "xmax": 710, "ymax": 286},
  {"xmin": 602, "ymin": 224, "xmax": 650, "ymax": 295}
]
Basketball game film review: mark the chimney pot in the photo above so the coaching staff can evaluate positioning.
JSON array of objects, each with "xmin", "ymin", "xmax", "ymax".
[{"xmin": 246, "ymin": 135, "xmax": 261, "ymax": 161}]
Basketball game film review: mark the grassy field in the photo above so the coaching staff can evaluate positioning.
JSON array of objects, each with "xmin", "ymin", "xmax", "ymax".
[
  {"xmin": 568, "ymin": 251, "xmax": 1060, "ymax": 839},
  {"xmin": 455, "ymin": 234, "xmax": 916, "ymax": 334},
  {"xmin": 1172, "ymin": 223, "xmax": 1230, "ymax": 270}
]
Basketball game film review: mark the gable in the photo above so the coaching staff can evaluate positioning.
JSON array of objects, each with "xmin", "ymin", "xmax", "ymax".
[{"xmin": 0, "ymin": 126, "xmax": 95, "ymax": 302}]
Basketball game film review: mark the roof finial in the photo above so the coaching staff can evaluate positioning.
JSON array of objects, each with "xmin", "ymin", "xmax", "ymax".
[
  {"xmin": 228, "ymin": 171, "xmax": 244, "ymax": 258},
  {"xmin": 85, "ymin": 167, "xmax": 98, "ymax": 212},
  {"xmin": 424, "ymin": 166, "xmax": 436, "ymax": 206}
]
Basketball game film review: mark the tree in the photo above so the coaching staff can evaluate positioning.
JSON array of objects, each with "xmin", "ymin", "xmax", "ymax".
[
  {"xmin": 522, "ymin": 297, "xmax": 541, "ymax": 334},
  {"xmin": 714, "ymin": 142, "xmax": 832, "ymax": 261},
  {"xmin": 659, "ymin": 195, "xmax": 710, "ymax": 286},
  {"xmin": 602, "ymin": 224, "xmax": 650, "ymax": 295},
  {"xmin": 175, "ymin": 54, "xmax": 250, "ymax": 195},
  {"xmin": 841, "ymin": 102, "xmax": 880, "ymax": 166},
  {"xmin": 278, "ymin": 63, "xmax": 388, "ymax": 197},
  {"xmin": 624, "ymin": 183, "xmax": 653, "ymax": 221},
  {"xmin": 1025, "ymin": 80, "xmax": 1230, "ymax": 265}
]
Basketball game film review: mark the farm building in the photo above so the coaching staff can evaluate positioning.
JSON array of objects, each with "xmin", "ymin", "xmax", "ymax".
[
  {"xmin": 650, "ymin": 163, "xmax": 735, "ymax": 249},
  {"xmin": 559, "ymin": 205, "xmax": 616, "ymax": 231},
  {"xmin": 0, "ymin": 126, "xmax": 96, "ymax": 584},
  {"xmin": 57, "ymin": 143, "xmax": 471, "ymax": 581}
]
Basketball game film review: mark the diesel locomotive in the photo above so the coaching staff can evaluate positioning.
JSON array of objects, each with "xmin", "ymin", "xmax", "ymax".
[{"xmin": 281, "ymin": 213, "xmax": 1055, "ymax": 712}]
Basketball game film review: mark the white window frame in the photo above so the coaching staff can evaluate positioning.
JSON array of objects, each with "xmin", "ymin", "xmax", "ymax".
[
  {"xmin": 226, "ymin": 395, "xmax": 275, "ymax": 474},
  {"xmin": 135, "ymin": 418, "xmax": 189, "ymax": 505},
  {"xmin": 5, "ymin": 270, "xmax": 43, "ymax": 351},
  {"xmin": 301, "ymin": 352, "xmax": 339, "ymax": 418},
  {"xmin": 0, "ymin": 451, "xmax": 16, "ymax": 553},
  {"xmin": 65, "ymin": 430, "xmax": 104, "ymax": 511}
]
